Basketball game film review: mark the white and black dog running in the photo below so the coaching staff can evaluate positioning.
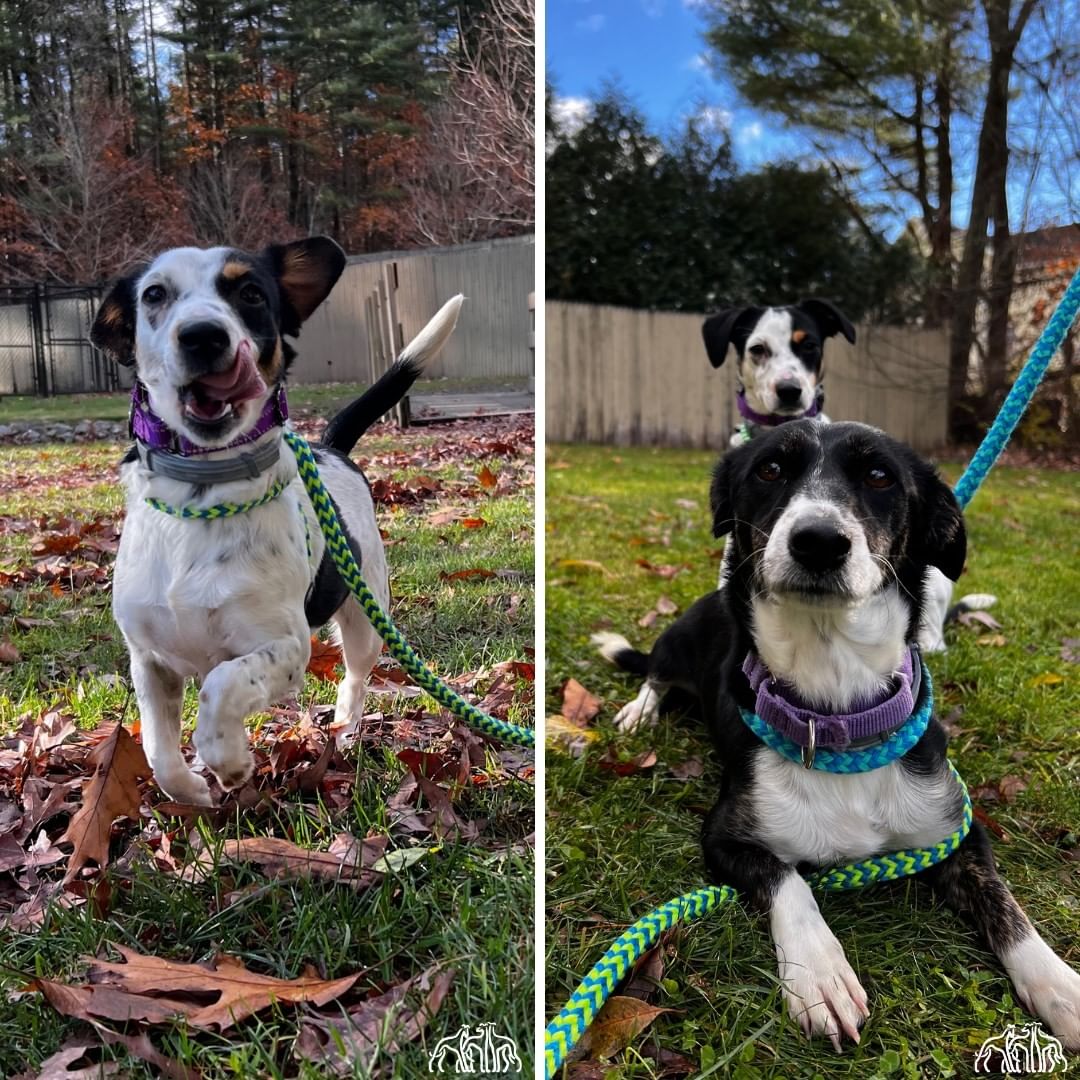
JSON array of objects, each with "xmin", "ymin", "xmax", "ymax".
[
  {"xmin": 595, "ymin": 420, "xmax": 1080, "ymax": 1051},
  {"xmin": 703, "ymin": 299, "xmax": 995, "ymax": 654},
  {"xmin": 91, "ymin": 236, "xmax": 462, "ymax": 806}
]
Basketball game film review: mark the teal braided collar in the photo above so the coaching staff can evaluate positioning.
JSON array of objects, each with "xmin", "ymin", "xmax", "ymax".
[{"xmin": 739, "ymin": 659, "xmax": 934, "ymax": 773}]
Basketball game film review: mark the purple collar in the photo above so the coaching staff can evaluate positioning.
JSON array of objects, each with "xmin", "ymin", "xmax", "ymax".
[
  {"xmin": 742, "ymin": 647, "xmax": 920, "ymax": 750},
  {"xmin": 736, "ymin": 389, "xmax": 820, "ymax": 427},
  {"xmin": 129, "ymin": 380, "xmax": 288, "ymax": 456}
]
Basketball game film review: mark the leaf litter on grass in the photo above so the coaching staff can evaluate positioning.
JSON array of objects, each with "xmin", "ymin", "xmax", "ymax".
[{"xmin": 2, "ymin": 415, "xmax": 534, "ymax": 1075}]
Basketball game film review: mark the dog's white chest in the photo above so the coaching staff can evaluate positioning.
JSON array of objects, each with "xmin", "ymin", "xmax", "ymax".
[
  {"xmin": 113, "ymin": 492, "xmax": 312, "ymax": 678},
  {"xmin": 750, "ymin": 749, "xmax": 959, "ymax": 867}
]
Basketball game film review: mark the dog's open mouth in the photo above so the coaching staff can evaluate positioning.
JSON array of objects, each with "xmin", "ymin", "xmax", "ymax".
[{"xmin": 179, "ymin": 341, "xmax": 266, "ymax": 424}]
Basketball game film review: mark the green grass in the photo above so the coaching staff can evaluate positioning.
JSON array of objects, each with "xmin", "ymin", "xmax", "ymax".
[
  {"xmin": 0, "ymin": 377, "xmax": 531, "ymax": 426},
  {"xmin": 0, "ymin": 424, "xmax": 535, "ymax": 1078},
  {"xmin": 545, "ymin": 443, "xmax": 1080, "ymax": 1079}
]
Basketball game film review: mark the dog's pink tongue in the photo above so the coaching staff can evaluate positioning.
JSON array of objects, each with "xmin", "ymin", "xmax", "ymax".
[{"xmin": 195, "ymin": 341, "xmax": 266, "ymax": 404}]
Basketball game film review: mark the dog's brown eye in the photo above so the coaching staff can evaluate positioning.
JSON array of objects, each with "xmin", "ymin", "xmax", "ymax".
[
  {"xmin": 142, "ymin": 284, "xmax": 166, "ymax": 305},
  {"xmin": 748, "ymin": 344, "xmax": 768, "ymax": 361},
  {"xmin": 756, "ymin": 460, "xmax": 783, "ymax": 482},
  {"xmin": 240, "ymin": 283, "xmax": 265, "ymax": 305},
  {"xmin": 865, "ymin": 467, "xmax": 894, "ymax": 490}
]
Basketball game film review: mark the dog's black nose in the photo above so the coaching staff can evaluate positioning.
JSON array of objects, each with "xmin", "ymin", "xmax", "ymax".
[
  {"xmin": 776, "ymin": 381, "xmax": 803, "ymax": 407},
  {"xmin": 178, "ymin": 321, "xmax": 231, "ymax": 368},
  {"xmin": 789, "ymin": 521, "xmax": 851, "ymax": 572}
]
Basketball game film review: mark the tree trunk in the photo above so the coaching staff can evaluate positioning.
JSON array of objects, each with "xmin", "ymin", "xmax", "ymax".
[
  {"xmin": 948, "ymin": 0, "xmax": 1039, "ymax": 438},
  {"xmin": 926, "ymin": 39, "xmax": 953, "ymax": 328},
  {"xmin": 984, "ymin": 162, "xmax": 1016, "ymax": 416}
]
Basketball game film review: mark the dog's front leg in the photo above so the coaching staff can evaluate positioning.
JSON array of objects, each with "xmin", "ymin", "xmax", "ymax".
[
  {"xmin": 923, "ymin": 823, "xmax": 1080, "ymax": 1050},
  {"xmin": 130, "ymin": 651, "xmax": 212, "ymax": 806},
  {"xmin": 703, "ymin": 824, "xmax": 869, "ymax": 1049},
  {"xmin": 194, "ymin": 633, "xmax": 310, "ymax": 791}
]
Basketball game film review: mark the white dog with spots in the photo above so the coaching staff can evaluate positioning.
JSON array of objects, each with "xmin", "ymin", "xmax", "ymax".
[{"xmin": 91, "ymin": 237, "xmax": 461, "ymax": 805}]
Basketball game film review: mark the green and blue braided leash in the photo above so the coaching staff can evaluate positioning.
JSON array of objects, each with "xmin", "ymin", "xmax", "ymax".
[
  {"xmin": 144, "ymin": 430, "xmax": 535, "ymax": 749},
  {"xmin": 546, "ymin": 265, "xmax": 1080, "ymax": 1076}
]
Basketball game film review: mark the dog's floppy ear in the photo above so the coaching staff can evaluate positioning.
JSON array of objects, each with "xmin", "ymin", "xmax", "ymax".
[
  {"xmin": 702, "ymin": 306, "xmax": 763, "ymax": 368},
  {"xmin": 797, "ymin": 298, "xmax": 856, "ymax": 345},
  {"xmin": 91, "ymin": 274, "xmax": 140, "ymax": 367},
  {"xmin": 917, "ymin": 470, "xmax": 967, "ymax": 581},
  {"xmin": 710, "ymin": 454, "xmax": 735, "ymax": 538},
  {"xmin": 264, "ymin": 236, "xmax": 347, "ymax": 333}
]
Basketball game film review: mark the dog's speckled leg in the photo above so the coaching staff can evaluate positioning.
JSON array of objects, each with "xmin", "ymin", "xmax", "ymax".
[
  {"xmin": 194, "ymin": 633, "xmax": 310, "ymax": 790},
  {"xmin": 130, "ymin": 651, "xmax": 212, "ymax": 805}
]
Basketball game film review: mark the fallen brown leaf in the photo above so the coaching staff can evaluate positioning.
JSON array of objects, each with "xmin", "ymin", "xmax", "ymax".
[
  {"xmin": 84, "ymin": 945, "xmax": 360, "ymax": 1029},
  {"xmin": 215, "ymin": 834, "xmax": 388, "ymax": 890},
  {"xmin": 477, "ymin": 464, "xmax": 498, "ymax": 489},
  {"xmin": 577, "ymin": 995, "xmax": 676, "ymax": 1060},
  {"xmin": 0, "ymin": 637, "xmax": 21, "ymax": 663},
  {"xmin": 60, "ymin": 725, "xmax": 149, "ymax": 883},
  {"xmin": 561, "ymin": 679, "xmax": 602, "ymax": 727},
  {"xmin": 307, "ymin": 637, "xmax": 344, "ymax": 682},
  {"xmin": 295, "ymin": 965, "xmax": 455, "ymax": 1076}
]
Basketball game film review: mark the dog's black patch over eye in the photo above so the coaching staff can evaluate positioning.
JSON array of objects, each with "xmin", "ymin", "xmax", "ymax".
[
  {"xmin": 864, "ymin": 466, "xmax": 894, "ymax": 490},
  {"xmin": 239, "ymin": 282, "xmax": 266, "ymax": 306},
  {"xmin": 142, "ymin": 284, "xmax": 166, "ymax": 305},
  {"xmin": 756, "ymin": 460, "xmax": 783, "ymax": 482}
]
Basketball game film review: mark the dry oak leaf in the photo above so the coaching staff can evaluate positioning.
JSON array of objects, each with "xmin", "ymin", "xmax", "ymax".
[
  {"xmin": 85, "ymin": 945, "xmax": 360, "ymax": 1029},
  {"xmin": 477, "ymin": 464, "xmax": 498, "ymax": 489},
  {"xmin": 10, "ymin": 1038, "xmax": 121, "ymax": 1080},
  {"xmin": 60, "ymin": 725, "xmax": 149, "ymax": 882},
  {"xmin": 295, "ymin": 965, "xmax": 456, "ymax": 1076},
  {"xmin": 577, "ymin": 995, "xmax": 677, "ymax": 1060},
  {"xmin": 307, "ymin": 637, "xmax": 344, "ymax": 682},
  {"xmin": 561, "ymin": 678, "xmax": 602, "ymax": 727},
  {"xmin": 216, "ymin": 834, "xmax": 389, "ymax": 890}
]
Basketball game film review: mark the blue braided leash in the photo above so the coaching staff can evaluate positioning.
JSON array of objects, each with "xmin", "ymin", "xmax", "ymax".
[
  {"xmin": 143, "ymin": 432, "xmax": 535, "ymax": 749},
  {"xmin": 546, "ymin": 266, "xmax": 1080, "ymax": 1074},
  {"xmin": 954, "ymin": 265, "xmax": 1080, "ymax": 509}
]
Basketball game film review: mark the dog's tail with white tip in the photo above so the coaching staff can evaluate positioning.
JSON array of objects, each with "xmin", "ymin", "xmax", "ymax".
[
  {"xmin": 321, "ymin": 294, "xmax": 465, "ymax": 454},
  {"xmin": 945, "ymin": 593, "xmax": 999, "ymax": 622},
  {"xmin": 591, "ymin": 632, "xmax": 650, "ymax": 677}
]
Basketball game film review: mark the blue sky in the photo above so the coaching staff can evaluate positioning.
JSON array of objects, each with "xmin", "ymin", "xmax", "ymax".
[
  {"xmin": 546, "ymin": 0, "xmax": 1079, "ymax": 234},
  {"xmin": 547, "ymin": 0, "xmax": 806, "ymax": 169}
]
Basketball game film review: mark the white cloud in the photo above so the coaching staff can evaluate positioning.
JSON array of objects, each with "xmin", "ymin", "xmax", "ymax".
[
  {"xmin": 737, "ymin": 120, "xmax": 764, "ymax": 143},
  {"xmin": 576, "ymin": 12, "xmax": 606, "ymax": 31},
  {"xmin": 693, "ymin": 104, "xmax": 733, "ymax": 132},
  {"xmin": 685, "ymin": 52, "xmax": 710, "ymax": 72},
  {"xmin": 552, "ymin": 95, "xmax": 593, "ymax": 136}
]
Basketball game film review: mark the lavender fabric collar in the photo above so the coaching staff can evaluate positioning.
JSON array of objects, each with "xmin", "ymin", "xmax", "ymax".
[
  {"xmin": 129, "ymin": 380, "xmax": 289, "ymax": 456},
  {"xmin": 742, "ymin": 647, "xmax": 921, "ymax": 750},
  {"xmin": 736, "ymin": 389, "xmax": 820, "ymax": 427}
]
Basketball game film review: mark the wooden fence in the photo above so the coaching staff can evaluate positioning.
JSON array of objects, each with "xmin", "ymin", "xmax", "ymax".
[
  {"xmin": 291, "ymin": 234, "xmax": 534, "ymax": 384},
  {"xmin": 546, "ymin": 301, "xmax": 949, "ymax": 452}
]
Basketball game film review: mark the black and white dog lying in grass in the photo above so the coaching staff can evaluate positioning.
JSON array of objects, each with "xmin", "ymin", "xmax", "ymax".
[
  {"xmin": 595, "ymin": 420, "xmax": 1080, "ymax": 1051},
  {"xmin": 91, "ymin": 237, "xmax": 462, "ymax": 805}
]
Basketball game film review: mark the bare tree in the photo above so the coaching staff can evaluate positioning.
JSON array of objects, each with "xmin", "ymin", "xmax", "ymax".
[
  {"xmin": 2, "ymin": 92, "xmax": 188, "ymax": 283},
  {"xmin": 181, "ymin": 151, "xmax": 298, "ymax": 251},
  {"xmin": 403, "ymin": 0, "xmax": 535, "ymax": 245}
]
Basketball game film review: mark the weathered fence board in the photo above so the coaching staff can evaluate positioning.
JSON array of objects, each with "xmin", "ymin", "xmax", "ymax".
[
  {"xmin": 292, "ymin": 235, "xmax": 535, "ymax": 384},
  {"xmin": 546, "ymin": 301, "xmax": 949, "ymax": 452}
]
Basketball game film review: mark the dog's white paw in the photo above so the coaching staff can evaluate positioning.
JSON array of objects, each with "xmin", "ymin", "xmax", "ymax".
[
  {"xmin": 613, "ymin": 683, "xmax": 660, "ymax": 733},
  {"xmin": 192, "ymin": 706, "xmax": 253, "ymax": 792},
  {"xmin": 1005, "ymin": 934, "xmax": 1080, "ymax": 1051},
  {"xmin": 771, "ymin": 878, "xmax": 869, "ymax": 1050},
  {"xmin": 155, "ymin": 766, "xmax": 213, "ymax": 806}
]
